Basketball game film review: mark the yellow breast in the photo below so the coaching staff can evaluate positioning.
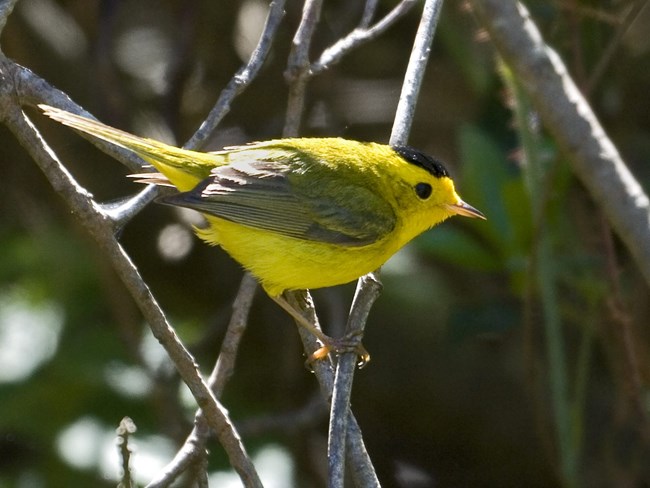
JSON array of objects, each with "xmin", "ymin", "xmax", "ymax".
[{"xmin": 199, "ymin": 215, "xmax": 404, "ymax": 296}]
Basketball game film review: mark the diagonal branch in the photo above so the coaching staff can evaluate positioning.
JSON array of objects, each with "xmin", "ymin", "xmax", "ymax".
[
  {"xmin": 186, "ymin": 0, "xmax": 286, "ymax": 150},
  {"xmin": 0, "ymin": 57, "xmax": 263, "ymax": 488},
  {"xmin": 0, "ymin": 0, "xmax": 19, "ymax": 35},
  {"xmin": 468, "ymin": 0, "xmax": 650, "ymax": 287},
  {"xmin": 311, "ymin": 0, "xmax": 418, "ymax": 75},
  {"xmin": 146, "ymin": 273, "xmax": 258, "ymax": 488}
]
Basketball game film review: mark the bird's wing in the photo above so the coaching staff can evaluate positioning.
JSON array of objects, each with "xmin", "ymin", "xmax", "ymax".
[{"xmin": 161, "ymin": 158, "xmax": 396, "ymax": 247}]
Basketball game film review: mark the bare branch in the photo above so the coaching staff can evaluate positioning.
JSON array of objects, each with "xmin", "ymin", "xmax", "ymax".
[
  {"xmin": 116, "ymin": 417, "xmax": 137, "ymax": 488},
  {"xmin": 281, "ymin": 0, "xmax": 383, "ymax": 472},
  {"xmin": 586, "ymin": 0, "xmax": 649, "ymax": 94},
  {"xmin": 102, "ymin": 185, "xmax": 160, "ymax": 230},
  {"xmin": 311, "ymin": 0, "xmax": 418, "ymax": 75},
  {"xmin": 209, "ymin": 273, "xmax": 259, "ymax": 397},
  {"xmin": 468, "ymin": 0, "xmax": 650, "ymax": 287},
  {"xmin": 284, "ymin": 0, "xmax": 323, "ymax": 137},
  {"xmin": 328, "ymin": 273, "xmax": 382, "ymax": 488},
  {"xmin": 186, "ymin": 0, "xmax": 286, "ymax": 150},
  {"xmin": 284, "ymin": 292, "xmax": 381, "ymax": 487},
  {"xmin": 360, "ymin": 0, "xmax": 380, "ymax": 28},
  {"xmin": 0, "ymin": 59, "xmax": 262, "ymax": 487},
  {"xmin": 325, "ymin": 2, "xmax": 445, "ymax": 483},
  {"xmin": 146, "ymin": 427, "xmax": 208, "ymax": 488},
  {"xmin": 390, "ymin": 0, "xmax": 444, "ymax": 145},
  {"xmin": 146, "ymin": 273, "xmax": 258, "ymax": 488},
  {"xmin": 0, "ymin": 0, "xmax": 19, "ymax": 35}
]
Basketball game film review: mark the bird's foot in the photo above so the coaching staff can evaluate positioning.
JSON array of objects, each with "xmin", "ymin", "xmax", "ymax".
[{"xmin": 306, "ymin": 331, "xmax": 371, "ymax": 369}]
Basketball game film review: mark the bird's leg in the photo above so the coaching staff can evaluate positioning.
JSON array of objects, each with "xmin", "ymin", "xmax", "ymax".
[
  {"xmin": 272, "ymin": 294, "xmax": 331, "ymax": 347},
  {"xmin": 271, "ymin": 294, "xmax": 370, "ymax": 367}
]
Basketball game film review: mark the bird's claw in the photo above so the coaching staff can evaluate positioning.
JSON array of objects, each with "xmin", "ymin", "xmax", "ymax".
[{"xmin": 304, "ymin": 332, "xmax": 371, "ymax": 370}]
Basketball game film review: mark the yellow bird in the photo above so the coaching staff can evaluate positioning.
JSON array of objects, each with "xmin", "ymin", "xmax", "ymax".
[{"xmin": 40, "ymin": 105, "xmax": 485, "ymax": 363}]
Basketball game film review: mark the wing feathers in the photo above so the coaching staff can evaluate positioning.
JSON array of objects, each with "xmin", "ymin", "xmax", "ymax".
[{"xmin": 161, "ymin": 158, "xmax": 395, "ymax": 247}]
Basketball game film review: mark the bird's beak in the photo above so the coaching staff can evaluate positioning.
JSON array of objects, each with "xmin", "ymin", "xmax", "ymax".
[{"xmin": 447, "ymin": 200, "xmax": 486, "ymax": 220}]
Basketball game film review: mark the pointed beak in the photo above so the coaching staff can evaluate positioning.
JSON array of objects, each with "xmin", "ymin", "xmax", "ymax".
[{"xmin": 447, "ymin": 200, "xmax": 486, "ymax": 220}]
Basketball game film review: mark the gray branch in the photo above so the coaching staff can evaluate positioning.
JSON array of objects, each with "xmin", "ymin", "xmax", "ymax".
[
  {"xmin": 0, "ymin": 0, "xmax": 18, "ymax": 34},
  {"xmin": 469, "ymin": 0, "xmax": 650, "ymax": 287},
  {"xmin": 185, "ymin": 0, "xmax": 286, "ymax": 150},
  {"xmin": 328, "ymin": 1, "xmax": 444, "ymax": 485},
  {"xmin": 391, "ymin": 0, "xmax": 444, "ymax": 145},
  {"xmin": 284, "ymin": 0, "xmax": 323, "ymax": 137},
  {"xmin": 146, "ymin": 274, "xmax": 258, "ymax": 488},
  {"xmin": 0, "ymin": 56, "xmax": 263, "ymax": 488},
  {"xmin": 311, "ymin": 0, "xmax": 418, "ymax": 75}
]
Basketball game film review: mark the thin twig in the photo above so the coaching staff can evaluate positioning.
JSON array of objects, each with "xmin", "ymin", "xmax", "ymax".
[
  {"xmin": 146, "ymin": 273, "xmax": 258, "ymax": 488},
  {"xmin": 328, "ymin": 273, "xmax": 382, "ymax": 488},
  {"xmin": 284, "ymin": 292, "xmax": 381, "ymax": 487},
  {"xmin": 209, "ymin": 273, "xmax": 259, "ymax": 397},
  {"xmin": 312, "ymin": 0, "xmax": 418, "ymax": 75},
  {"xmin": 390, "ymin": 0, "xmax": 444, "ymax": 145},
  {"xmin": 328, "ymin": 2, "xmax": 444, "ymax": 484},
  {"xmin": 283, "ymin": 0, "xmax": 323, "ymax": 137},
  {"xmin": 186, "ymin": 0, "xmax": 286, "ymax": 150},
  {"xmin": 282, "ymin": 1, "xmax": 384, "ymax": 484},
  {"xmin": 360, "ymin": 0, "xmax": 380, "ymax": 28},
  {"xmin": 146, "ymin": 427, "xmax": 208, "ymax": 488},
  {"xmin": 116, "ymin": 417, "xmax": 137, "ymax": 488},
  {"xmin": 469, "ymin": 0, "xmax": 650, "ymax": 288},
  {"xmin": 586, "ymin": 0, "xmax": 649, "ymax": 94},
  {"xmin": 102, "ymin": 185, "xmax": 161, "ymax": 230}
]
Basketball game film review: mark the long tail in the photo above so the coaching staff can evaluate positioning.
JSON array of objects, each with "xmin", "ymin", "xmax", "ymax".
[{"xmin": 39, "ymin": 105, "xmax": 220, "ymax": 191}]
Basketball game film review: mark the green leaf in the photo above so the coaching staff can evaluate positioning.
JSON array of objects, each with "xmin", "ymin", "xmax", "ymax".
[{"xmin": 417, "ymin": 225, "xmax": 499, "ymax": 272}]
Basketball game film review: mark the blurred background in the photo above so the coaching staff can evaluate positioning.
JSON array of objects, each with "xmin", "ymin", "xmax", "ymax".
[{"xmin": 1, "ymin": 0, "xmax": 650, "ymax": 486}]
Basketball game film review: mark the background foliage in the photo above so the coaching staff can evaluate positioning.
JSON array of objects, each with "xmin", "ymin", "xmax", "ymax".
[{"xmin": 1, "ymin": 0, "xmax": 650, "ymax": 486}]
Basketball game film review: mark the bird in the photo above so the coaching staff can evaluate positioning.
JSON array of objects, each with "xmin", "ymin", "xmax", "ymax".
[{"xmin": 40, "ymin": 104, "xmax": 485, "ymax": 364}]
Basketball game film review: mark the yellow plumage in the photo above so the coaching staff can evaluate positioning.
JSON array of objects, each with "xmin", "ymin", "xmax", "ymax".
[{"xmin": 40, "ymin": 105, "xmax": 484, "ymax": 298}]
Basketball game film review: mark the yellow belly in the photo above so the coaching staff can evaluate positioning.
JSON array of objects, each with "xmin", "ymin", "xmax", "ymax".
[{"xmin": 199, "ymin": 216, "xmax": 399, "ymax": 296}]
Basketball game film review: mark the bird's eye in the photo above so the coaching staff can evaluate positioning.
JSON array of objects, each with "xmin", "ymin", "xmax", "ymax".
[{"xmin": 415, "ymin": 182, "xmax": 432, "ymax": 199}]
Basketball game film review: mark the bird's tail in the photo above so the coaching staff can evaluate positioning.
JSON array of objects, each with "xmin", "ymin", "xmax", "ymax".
[{"xmin": 39, "ymin": 104, "xmax": 221, "ymax": 191}]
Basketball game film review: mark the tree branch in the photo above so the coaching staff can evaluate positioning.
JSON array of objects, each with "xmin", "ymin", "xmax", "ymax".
[
  {"xmin": 390, "ymin": 0, "xmax": 444, "ymax": 145},
  {"xmin": 284, "ymin": 0, "xmax": 323, "ymax": 137},
  {"xmin": 311, "ymin": 0, "xmax": 418, "ymax": 76},
  {"xmin": 468, "ymin": 0, "xmax": 650, "ymax": 287},
  {"xmin": 328, "ymin": 1, "xmax": 444, "ymax": 485},
  {"xmin": 186, "ymin": 0, "xmax": 286, "ymax": 150},
  {"xmin": 116, "ymin": 417, "xmax": 137, "ymax": 488},
  {"xmin": 146, "ymin": 273, "xmax": 258, "ymax": 488},
  {"xmin": 282, "ymin": 291, "xmax": 380, "ymax": 488},
  {"xmin": 0, "ymin": 0, "xmax": 18, "ymax": 35},
  {"xmin": 327, "ymin": 272, "xmax": 382, "ymax": 488},
  {"xmin": 0, "ymin": 58, "xmax": 262, "ymax": 488}
]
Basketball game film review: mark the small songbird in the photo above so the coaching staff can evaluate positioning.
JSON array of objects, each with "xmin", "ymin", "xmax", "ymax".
[{"xmin": 40, "ymin": 105, "xmax": 485, "ymax": 363}]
